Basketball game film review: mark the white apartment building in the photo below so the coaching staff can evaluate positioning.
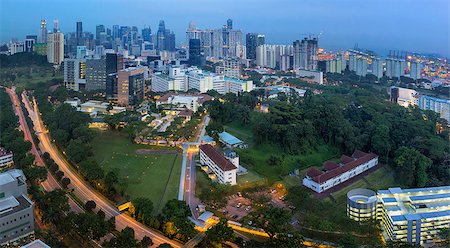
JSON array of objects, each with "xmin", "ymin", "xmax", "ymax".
[
  {"xmin": 303, "ymin": 150, "xmax": 378, "ymax": 193},
  {"xmin": 390, "ymin": 87, "xmax": 419, "ymax": 107},
  {"xmin": 0, "ymin": 148, "xmax": 13, "ymax": 168},
  {"xmin": 47, "ymin": 32, "xmax": 64, "ymax": 65},
  {"xmin": 156, "ymin": 93, "xmax": 213, "ymax": 112},
  {"xmin": 199, "ymin": 144, "xmax": 237, "ymax": 185}
]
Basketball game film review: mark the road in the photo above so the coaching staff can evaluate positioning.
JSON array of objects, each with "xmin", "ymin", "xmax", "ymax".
[{"xmin": 22, "ymin": 91, "xmax": 182, "ymax": 248}]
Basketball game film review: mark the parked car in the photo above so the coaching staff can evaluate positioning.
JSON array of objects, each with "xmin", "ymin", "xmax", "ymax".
[{"xmin": 236, "ymin": 202, "xmax": 242, "ymax": 208}]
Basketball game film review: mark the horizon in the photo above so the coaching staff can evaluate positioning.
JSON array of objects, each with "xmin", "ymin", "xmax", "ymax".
[{"xmin": 0, "ymin": 0, "xmax": 449, "ymax": 57}]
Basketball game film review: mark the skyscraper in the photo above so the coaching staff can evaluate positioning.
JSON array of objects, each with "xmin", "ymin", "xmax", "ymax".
[
  {"xmin": 53, "ymin": 19, "xmax": 59, "ymax": 32},
  {"xmin": 156, "ymin": 20, "xmax": 166, "ymax": 51},
  {"xmin": 165, "ymin": 30, "xmax": 176, "ymax": 52},
  {"xmin": 24, "ymin": 39, "xmax": 35, "ymax": 53},
  {"xmin": 76, "ymin": 21, "xmax": 83, "ymax": 46},
  {"xmin": 293, "ymin": 37, "xmax": 318, "ymax": 70},
  {"xmin": 188, "ymin": 39, "xmax": 202, "ymax": 66},
  {"xmin": 246, "ymin": 33, "xmax": 265, "ymax": 60},
  {"xmin": 118, "ymin": 67, "xmax": 145, "ymax": 106},
  {"xmin": 96, "ymin": 25, "xmax": 105, "ymax": 44},
  {"xmin": 410, "ymin": 62, "xmax": 422, "ymax": 80},
  {"xmin": 227, "ymin": 19, "xmax": 233, "ymax": 30},
  {"xmin": 112, "ymin": 25, "xmax": 119, "ymax": 40},
  {"xmin": 47, "ymin": 31, "xmax": 64, "ymax": 65},
  {"xmin": 142, "ymin": 26, "xmax": 152, "ymax": 42},
  {"xmin": 38, "ymin": 19, "xmax": 47, "ymax": 43},
  {"xmin": 371, "ymin": 58, "xmax": 383, "ymax": 79}
]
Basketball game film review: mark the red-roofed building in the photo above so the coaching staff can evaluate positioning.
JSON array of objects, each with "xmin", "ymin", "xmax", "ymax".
[
  {"xmin": 0, "ymin": 147, "xmax": 13, "ymax": 167},
  {"xmin": 303, "ymin": 150, "xmax": 378, "ymax": 193},
  {"xmin": 199, "ymin": 144, "xmax": 237, "ymax": 185}
]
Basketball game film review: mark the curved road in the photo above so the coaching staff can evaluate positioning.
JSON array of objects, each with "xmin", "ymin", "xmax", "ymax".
[{"xmin": 22, "ymin": 92, "xmax": 181, "ymax": 248}]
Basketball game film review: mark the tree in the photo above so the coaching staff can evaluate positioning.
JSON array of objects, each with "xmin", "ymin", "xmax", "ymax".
[
  {"xmin": 85, "ymin": 200, "xmax": 97, "ymax": 212},
  {"xmin": 206, "ymin": 218, "xmax": 235, "ymax": 246},
  {"xmin": 61, "ymin": 177, "xmax": 71, "ymax": 189},
  {"xmin": 260, "ymin": 207, "xmax": 291, "ymax": 240},
  {"xmin": 272, "ymin": 233, "xmax": 305, "ymax": 248},
  {"xmin": 24, "ymin": 166, "xmax": 47, "ymax": 183},
  {"xmin": 140, "ymin": 236, "xmax": 153, "ymax": 247},
  {"xmin": 103, "ymin": 227, "xmax": 140, "ymax": 248},
  {"xmin": 338, "ymin": 233, "xmax": 358, "ymax": 248},
  {"xmin": 40, "ymin": 190, "xmax": 70, "ymax": 225},
  {"xmin": 437, "ymin": 227, "xmax": 450, "ymax": 247},
  {"xmin": 55, "ymin": 170, "xmax": 64, "ymax": 180},
  {"xmin": 157, "ymin": 244, "xmax": 173, "ymax": 248},
  {"xmin": 394, "ymin": 147, "xmax": 432, "ymax": 187},
  {"xmin": 371, "ymin": 124, "xmax": 391, "ymax": 162},
  {"xmin": 132, "ymin": 197, "xmax": 154, "ymax": 224}
]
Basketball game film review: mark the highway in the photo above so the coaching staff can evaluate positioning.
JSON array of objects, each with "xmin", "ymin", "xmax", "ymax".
[{"xmin": 22, "ymin": 91, "xmax": 182, "ymax": 248}]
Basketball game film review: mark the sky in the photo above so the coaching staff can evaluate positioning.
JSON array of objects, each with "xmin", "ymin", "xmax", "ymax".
[{"xmin": 0, "ymin": 0, "xmax": 449, "ymax": 57}]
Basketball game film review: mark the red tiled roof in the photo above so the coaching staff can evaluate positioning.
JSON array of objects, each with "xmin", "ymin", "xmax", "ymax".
[
  {"xmin": 308, "ymin": 151, "xmax": 378, "ymax": 184},
  {"xmin": 340, "ymin": 155, "xmax": 354, "ymax": 164},
  {"xmin": 178, "ymin": 109, "xmax": 193, "ymax": 117},
  {"xmin": 199, "ymin": 144, "xmax": 237, "ymax": 171},
  {"xmin": 306, "ymin": 167, "xmax": 323, "ymax": 178},
  {"xmin": 323, "ymin": 161, "xmax": 339, "ymax": 171}
]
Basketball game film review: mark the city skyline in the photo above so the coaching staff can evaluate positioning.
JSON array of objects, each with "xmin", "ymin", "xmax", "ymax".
[{"xmin": 1, "ymin": 0, "xmax": 449, "ymax": 57}]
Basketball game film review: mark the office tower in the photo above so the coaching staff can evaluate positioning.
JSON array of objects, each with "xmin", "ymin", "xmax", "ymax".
[
  {"xmin": 188, "ymin": 39, "xmax": 203, "ymax": 66},
  {"xmin": 53, "ymin": 19, "xmax": 59, "ymax": 32},
  {"xmin": 24, "ymin": 39, "xmax": 35, "ymax": 53},
  {"xmin": 96, "ymin": 25, "xmax": 105, "ymax": 44},
  {"xmin": 165, "ymin": 31, "xmax": 176, "ymax": 52},
  {"xmin": 246, "ymin": 33, "xmax": 265, "ymax": 61},
  {"xmin": 227, "ymin": 19, "xmax": 233, "ymax": 30},
  {"xmin": 356, "ymin": 58, "xmax": 368, "ymax": 77},
  {"xmin": 372, "ymin": 58, "xmax": 383, "ymax": 79},
  {"xmin": 64, "ymin": 58, "xmax": 86, "ymax": 91},
  {"xmin": 106, "ymin": 53, "xmax": 118, "ymax": 74},
  {"xmin": 38, "ymin": 19, "xmax": 47, "ymax": 43},
  {"xmin": 76, "ymin": 21, "xmax": 83, "ymax": 45},
  {"xmin": 118, "ymin": 67, "xmax": 145, "ymax": 106},
  {"xmin": 156, "ymin": 20, "xmax": 166, "ymax": 51},
  {"xmin": 142, "ymin": 26, "xmax": 152, "ymax": 42},
  {"xmin": 112, "ymin": 25, "xmax": 119, "ymax": 40},
  {"xmin": 410, "ymin": 62, "xmax": 422, "ymax": 80},
  {"xmin": 85, "ymin": 58, "xmax": 107, "ymax": 91},
  {"xmin": 0, "ymin": 170, "xmax": 35, "ymax": 245},
  {"xmin": 26, "ymin": 35, "xmax": 37, "ymax": 43},
  {"xmin": 47, "ymin": 31, "xmax": 64, "ymax": 65},
  {"xmin": 293, "ymin": 37, "xmax": 318, "ymax": 70}
]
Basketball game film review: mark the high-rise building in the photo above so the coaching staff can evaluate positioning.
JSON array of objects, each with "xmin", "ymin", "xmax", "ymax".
[
  {"xmin": 246, "ymin": 33, "xmax": 265, "ymax": 61},
  {"xmin": 216, "ymin": 58, "xmax": 241, "ymax": 78},
  {"xmin": 85, "ymin": 58, "xmax": 107, "ymax": 91},
  {"xmin": 112, "ymin": 25, "xmax": 119, "ymax": 40},
  {"xmin": 24, "ymin": 39, "xmax": 35, "ymax": 53},
  {"xmin": 38, "ymin": 19, "xmax": 47, "ymax": 43},
  {"xmin": 47, "ymin": 31, "xmax": 64, "ymax": 65},
  {"xmin": 0, "ymin": 169, "xmax": 35, "ymax": 245},
  {"xmin": 156, "ymin": 20, "xmax": 166, "ymax": 51},
  {"xmin": 64, "ymin": 58, "xmax": 87, "ymax": 91},
  {"xmin": 256, "ymin": 44, "xmax": 292, "ymax": 69},
  {"xmin": 418, "ymin": 95, "xmax": 450, "ymax": 122},
  {"xmin": 53, "ymin": 19, "xmax": 59, "ymax": 32},
  {"xmin": 118, "ymin": 67, "xmax": 146, "ymax": 106},
  {"xmin": 96, "ymin": 25, "xmax": 105, "ymax": 44},
  {"xmin": 142, "ymin": 26, "xmax": 152, "ymax": 42},
  {"xmin": 356, "ymin": 58, "xmax": 368, "ymax": 77},
  {"xmin": 410, "ymin": 62, "xmax": 422, "ymax": 80},
  {"xmin": 349, "ymin": 54, "xmax": 357, "ymax": 72},
  {"xmin": 293, "ymin": 37, "xmax": 318, "ymax": 70},
  {"xmin": 371, "ymin": 58, "xmax": 383, "ymax": 79},
  {"xmin": 227, "ymin": 19, "xmax": 233, "ymax": 30},
  {"xmin": 188, "ymin": 39, "xmax": 203, "ymax": 66},
  {"xmin": 76, "ymin": 21, "xmax": 83, "ymax": 46},
  {"xmin": 165, "ymin": 30, "xmax": 176, "ymax": 52},
  {"xmin": 26, "ymin": 35, "xmax": 37, "ymax": 43},
  {"xmin": 386, "ymin": 58, "xmax": 406, "ymax": 80}
]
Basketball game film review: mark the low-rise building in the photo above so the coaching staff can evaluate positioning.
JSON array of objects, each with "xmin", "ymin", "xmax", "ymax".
[
  {"xmin": 80, "ymin": 100, "xmax": 126, "ymax": 115},
  {"xmin": 0, "ymin": 148, "xmax": 13, "ymax": 168},
  {"xmin": 0, "ymin": 170, "xmax": 34, "ymax": 244},
  {"xmin": 303, "ymin": 150, "xmax": 378, "ymax": 193},
  {"xmin": 199, "ymin": 144, "xmax": 237, "ymax": 185},
  {"xmin": 295, "ymin": 69, "xmax": 323, "ymax": 84},
  {"xmin": 218, "ymin": 132, "xmax": 247, "ymax": 149},
  {"xmin": 155, "ymin": 93, "xmax": 213, "ymax": 112},
  {"xmin": 390, "ymin": 87, "xmax": 419, "ymax": 107}
]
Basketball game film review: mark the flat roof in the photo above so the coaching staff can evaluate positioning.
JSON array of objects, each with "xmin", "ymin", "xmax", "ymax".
[
  {"xmin": 0, "ymin": 195, "xmax": 32, "ymax": 218},
  {"xmin": 218, "ymin": 132, "xmax": 243, "ymax": 146},
  {"xmin": 198, "ymin": 211, "xmax": 214, "ymax": 222},
  {"xmin": 21, "ymin": 240, "xmax": 51, "ymax": 248},
  {"xmin": 410, "ymin": 193, "xmax": 450, "ymax": 202}
]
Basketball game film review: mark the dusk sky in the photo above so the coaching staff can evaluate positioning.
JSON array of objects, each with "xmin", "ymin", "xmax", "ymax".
[{"xmin": 1, "ymin": 0, "xmax": 449, "ymax": 57}]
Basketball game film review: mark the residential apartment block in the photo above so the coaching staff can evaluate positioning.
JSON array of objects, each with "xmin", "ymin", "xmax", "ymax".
[
  {"xmin": 0, "ymin": 148, "xmax": 13, "ymax": 168},
  {"xmin": 303, "ymin": 150, "xmax": 378, "ymax": 193},
  {"xmin": 199, "ymin": 144, "xmax": 237, "ymax": 185},
  {"xmin": 0, "ymin": 170, "xmax": 34, "ymax": 244}
]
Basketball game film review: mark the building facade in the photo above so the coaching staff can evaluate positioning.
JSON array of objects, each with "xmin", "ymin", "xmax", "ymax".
[
  {"xmin": 0, "ymin": 170, "xmax": 34, "ymax": 244},
  {"xmin": 303, "ymin": 150, "xmax": 378, "ymax": 193},
  {"xmin": 418, "ymin": 95, "xmax": 450, "ymax": 122},
  {"xmin": 199, "ymin": 144, "xmax": 237, "ymax": 185},
  {"xmin": 0, "ymin": 148, "xmax": 13, "ymax": 168},
  {"xmin": 347, "ymin": 188, "xmax": 378, "ymax": 222},
  {"xmin": 293, "ymin": 37, "xmax": 318, "ymax": 70},
  {"xmin": 117, "ymin": 67, "xmax": 145, "ymax": 106},
  {"xmin": 47, "ymin": 32, "xmax": 64, "ymax": 65}
]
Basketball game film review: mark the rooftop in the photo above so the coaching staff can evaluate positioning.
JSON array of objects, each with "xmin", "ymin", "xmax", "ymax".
[
  {"xmin": 218, "ymin": 132, "xmax": 244, "ymax": 146},
  {"xmin": 0, "ymin": 147, "xmax": 12, "ymax": 157},
  {"xmin": 0, "ymin": 195, "xmax": 32, "ymax": 218},
  {"xmin": 199, "ymin": 144, "xmax": 237, "ymax": 171},
  {"xmin": 305, "ymin": 150, "xmax": 378, "ymax": 184},
  {"xmin": 21, "ymin": 240, "xmax": 51, "ymax": 248}
]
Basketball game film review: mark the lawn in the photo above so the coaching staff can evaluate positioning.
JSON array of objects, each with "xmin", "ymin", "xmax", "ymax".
[
  {"xmin": 0, "ymin": 66, "xmax": 63, "ymax": 89},
  {"xmin": 224, "ymin": 121, "xmax": 340, "ymax": 183},
  {"xmin": 91, "ymin": 130, "xmax": 182, "ymax": 213}
]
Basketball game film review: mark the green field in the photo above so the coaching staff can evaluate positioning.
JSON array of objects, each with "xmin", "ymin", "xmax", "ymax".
[
  {"xmin": 225, "ymin": 121, "xmax": 339, "ymax": 183},
  {"xmin": 91, "ymin": 130, "xmax": 182, "ymax": 212},
  {"xmin": 0, "ymin": 66, "xmax": 62, "ymax": 89}
]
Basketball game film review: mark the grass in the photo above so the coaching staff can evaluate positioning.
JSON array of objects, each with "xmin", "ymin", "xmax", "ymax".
[
  {"xmin": 91, "ymin": 130, "xmax": 182, "ymax": 213},
  {"xmin": 0, "ymin": 66, "xmax": 62, "ymax": 89},
  {"xmin": 224, "ymin": 121, "xmax": 340, "ymax": 183},
  {"xmin": 237, "ymin": 170, "xmax": 264, "ymax": 185}
]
